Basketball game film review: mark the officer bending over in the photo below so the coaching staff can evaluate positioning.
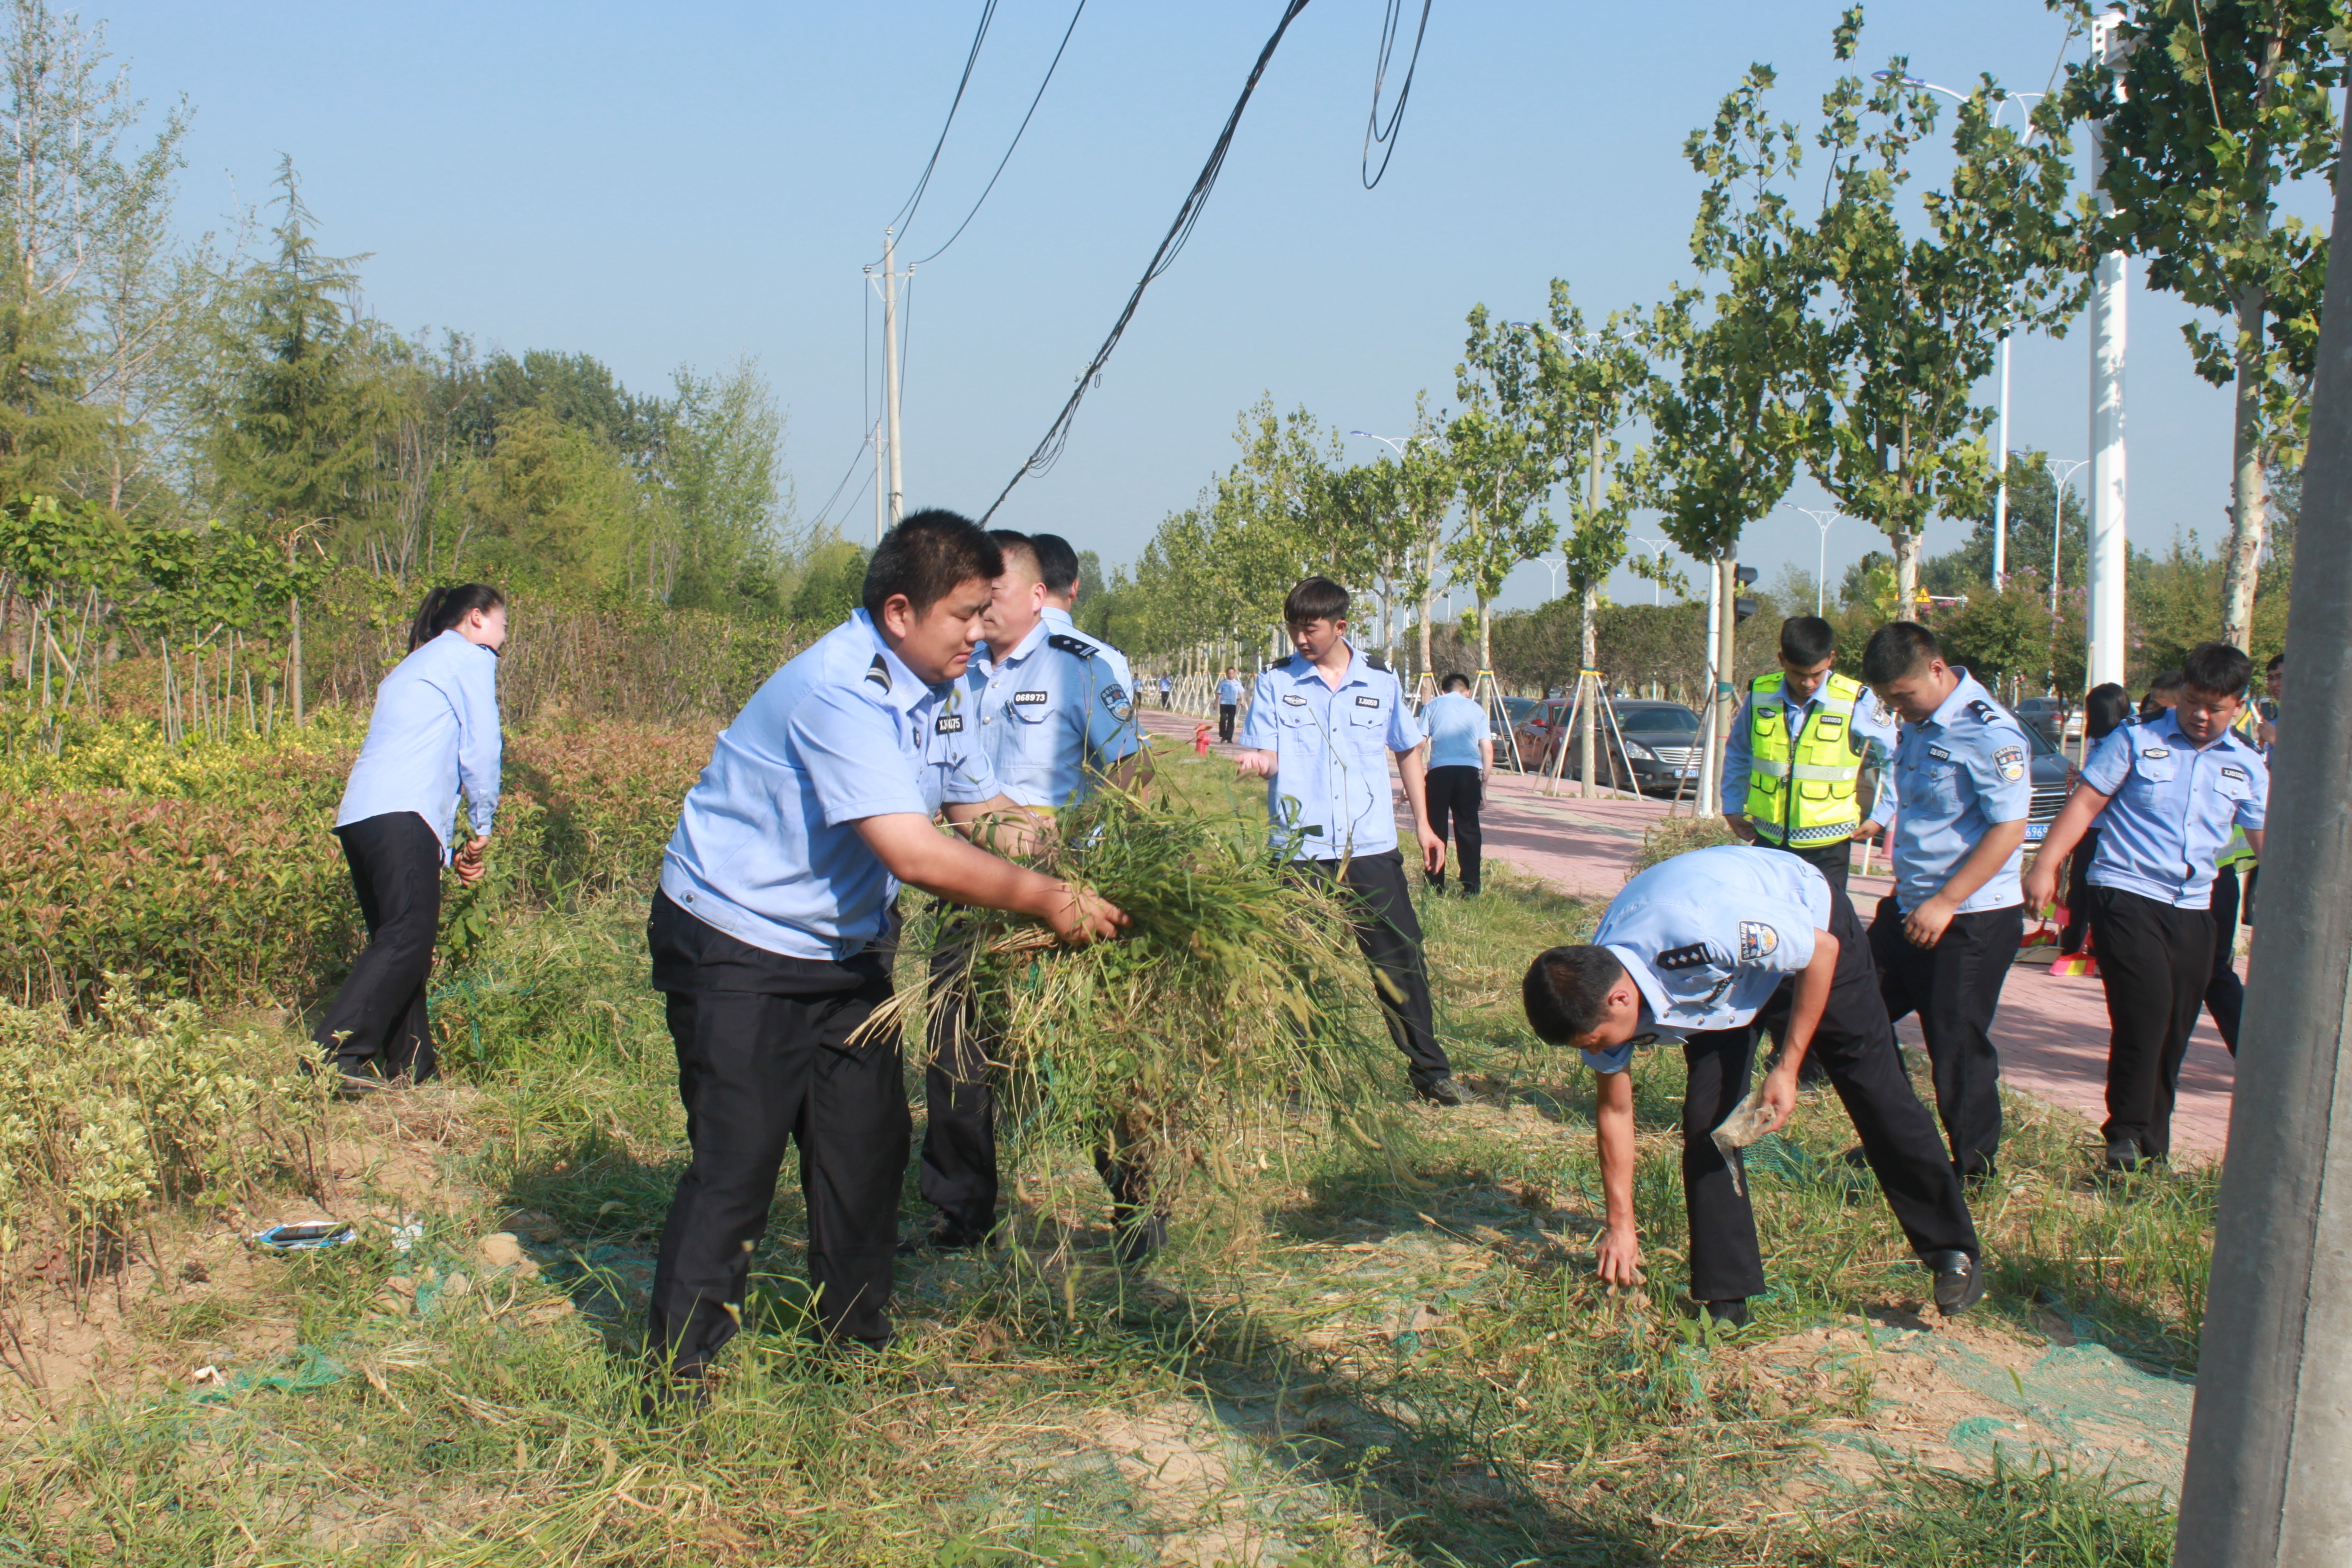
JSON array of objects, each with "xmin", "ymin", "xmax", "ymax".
[
  {"xmin": 918, "ymin": 530, "xmax": 1156, "ymax": 1257},
  {"xmin": 1235, "ymin": 577, "xmax": 1465, "ymax": 1106},
  {"xmin": 646, "ymin": 511, "xmax": 1126, "ymax": 1399},
  {"xmin": 1522, "ymin": 845, "xmax": 1982, "ymax": 1326},
  {"xmin": 1722, "ymin": 614, "xmax": 1896, "ymax": 898},
  {"xmin": 2023, "ymin": 641, "xmax": 2267, "ymax": 1172},
  {"xmin": 1856, "ymin": 622, "xmax": 2032, "ymax": 1181}
]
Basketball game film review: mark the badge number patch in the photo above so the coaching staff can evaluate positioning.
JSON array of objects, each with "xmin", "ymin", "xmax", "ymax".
[
  {"xmin": 1995, "ymin": 744, "xmax": 2026, "ymax": 782},
  {"xmin": 935, "ymin": 714, "xmax": 964, "ymax": 734},
  {"xmin": 1737, "ymin": 921, "xmax": 1779, "ymax": 963},
  {"xmin": 1013, "ymin": 689, "xmax": 1049, "ymax": 706},
  {"xmin": 1354, "ymin": 694, "xmax": 1381, "ymax": 708}
]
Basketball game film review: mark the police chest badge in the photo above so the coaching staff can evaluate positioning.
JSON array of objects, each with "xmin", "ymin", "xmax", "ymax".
[
  {"xmin": 1995, "ymin": 744, "xmax": 2026, "ymax": 782},
  {"xmin": 1013, "ymin": 689, "xmax": 1049, "ymax": 706},
  {"xmin": 935, "ymin": 713, "xmax": 964, "ymax": 734},
  {"xmin": 1102, "ymin": 684, "xmax": 1132, "ymax": 722},
  {"xmin": 1737, "ymin": 921, "xmax": 1779, "ymax": 963}
]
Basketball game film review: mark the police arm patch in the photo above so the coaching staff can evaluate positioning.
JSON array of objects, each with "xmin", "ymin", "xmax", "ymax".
[
  {"xmin": 1737, "ymin": 921, "xmax": 1780, "ymax": 963},
  {"xmin": 1102, "ymin": 685, "xmax": 1133, "ymax": 721},
  {"xmin": 1995, "ymin": 744, "xmax": 2026, "ymax": 782}
]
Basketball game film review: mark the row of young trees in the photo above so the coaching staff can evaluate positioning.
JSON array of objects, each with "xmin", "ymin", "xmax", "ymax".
[
  {"xmin": 0, "ymin": 0, "xmax": 830, "ymax": 745},
  {"xmin": 1095, "ymin": 2, "xmax": 2330, "ymax": 702}
]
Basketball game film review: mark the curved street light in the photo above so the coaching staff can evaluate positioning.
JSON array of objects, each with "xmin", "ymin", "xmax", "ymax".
[
  {"xmin": 1627, "ymin": 535, "xmax": 1674, "ymax": 605},
  {"xmin": 1789, "ymin": 507, "xmax": 1841, "ymax": 614}
]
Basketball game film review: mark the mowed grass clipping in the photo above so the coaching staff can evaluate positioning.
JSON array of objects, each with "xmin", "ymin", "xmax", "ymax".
[{"xmin": 0, "ymin": 746, "xmax": 2208, "ymax": 1565}]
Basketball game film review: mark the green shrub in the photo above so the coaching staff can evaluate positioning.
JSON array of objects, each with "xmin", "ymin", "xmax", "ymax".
[{"xmin": 0, "ymin": 986, "xmax": 328, "ymax": 1254}]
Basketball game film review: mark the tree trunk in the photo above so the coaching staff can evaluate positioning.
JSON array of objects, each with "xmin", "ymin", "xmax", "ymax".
[
  {"xmin": 1417, "ymin": 535, "xmax": 1438, "ymax": 680},
  {"xmin": 1477, "ymin": 592, "xmax": 1493, "ymax": 672},
  {"xmin": 1578, "ymin": 581, "xmax": 1599, "ymax": 799},
  {"xmin": 1894, "ymin": 530, "xmax": 1922, "ymax": 609},
  {"xmin": 2222, "ymin": 283, "xmax": 2271, "ymax": 649},
  {"xmin": 290, "ymin": 595, "xmax": 305, "ymax": 726}
]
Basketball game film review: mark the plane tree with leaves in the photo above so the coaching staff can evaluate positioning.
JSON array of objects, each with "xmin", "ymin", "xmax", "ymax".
[
  {"xmin": 1810, "ymin": 18, "xmax": 2088, "ymax": 604},
  {"xmin": 2051, "ymin": 0, "xmax": 2346, "ymax": 648},
  {"xmin": 1449, "ymin": 308, "xmax": 1562, "ymax": 676}
]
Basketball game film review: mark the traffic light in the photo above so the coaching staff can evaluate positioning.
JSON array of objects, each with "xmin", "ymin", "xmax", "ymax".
[{"xmin": 1733, "ymin": 563, "xmax": 1759, "ymax": 624}]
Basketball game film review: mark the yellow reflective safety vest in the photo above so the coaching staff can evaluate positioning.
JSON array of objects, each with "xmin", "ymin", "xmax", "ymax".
[{"xmin": 1745, "ymin": 671, "xmax": 1869, "ymax": 847}]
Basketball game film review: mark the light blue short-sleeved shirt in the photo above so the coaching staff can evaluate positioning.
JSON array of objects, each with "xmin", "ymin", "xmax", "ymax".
[
  {"xmin": 658, "ymin": 610, "xmax": 1000, "ymax": 960},
  {"xmin": 336, "ymin": 628, "xmax": 502, "ymax": 859},
  {"xmin": 1419, "ymin": 691, "xmax": 1492, "ymax": 770},
  {"xmin": 968, "ymin": 612, "xmax": 1142, "ymax": 810},
  {"xmin": 1580, "ymin": 845, "xmax": 1830, "ymax": 1074},
  {"xmin": 2080, "ymin": 709, "xmax": 2268, "ymax": 910},
  {"xmin": 1868, "ymin": 670, "xmax": 2034, "ymax": 915},
  {"xmin": 1238, "ymin": 646, "xmax": 1420, "ymax": 861},
  {"xmin": 1217, "ymin": 678, "xmax": 1245, "ymax": 704}
]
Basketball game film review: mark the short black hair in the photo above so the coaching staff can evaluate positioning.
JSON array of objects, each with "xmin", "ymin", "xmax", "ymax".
[
  {"xmin": 2145, "ymin": 669, "xmax": 2186, "ymax": 697},
  {"xmin": 1029, "ymin": 532, "xmax": 1081, "ymax": 596},
  {"xmin": 1442, "ymin": 672, "xmax": 1471, "ymax": 693},
  {"xmin": 2181, "ymin": 641, "xmax": 2253, "ymax": 699},
  {"xmin": 864, "ymin": 509, "xmax": 1004, "ymax": 620},
  {"xmin": 2267, "ymin": 652, "xmax": 2285, "ymax": 674},
  {"xmin": 1522, "ymin": 946, "xmax": 1628, "ymax": 1045},
  {"xmin": 1283, "ymin": 576, "xmax": 1349, "ymax": 625},
  {"xmin": 409, "ymin": 583, "xmax": 505, "ymax": 652},
  {"xmin": 988, "ymin": 528, "xmax": 1037, "ymax": 576},
  {"xmin": 1780, "ymin": 615, "xmax": 1836, "ymax": 667},
  {"xmin": 2083, "ymin": 682, "xmax": 2133, "ymax": 742},
  {"xmin": 1861, "ymin": 621, "xmax": 1942, "ymax": 686}
]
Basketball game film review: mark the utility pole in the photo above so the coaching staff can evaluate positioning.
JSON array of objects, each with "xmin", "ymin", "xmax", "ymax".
[
  {"xmin": 2085, "ymin": 9, "xmax": 2130, "ymax": 691},
  {"xmin": 2171, "ymin": 89, "xmax": 2352, "ymax": 1568},
  {"xmin": 873, "ymin": 419, "xmax": 886, "ymax": 545},
  {"xmin": 869, "ymin": 230, "xmax": 907, "ymax": 530},
  {"xmin": 1992, "ymin": 334, "xmax": 2011, "ymax": 583}
]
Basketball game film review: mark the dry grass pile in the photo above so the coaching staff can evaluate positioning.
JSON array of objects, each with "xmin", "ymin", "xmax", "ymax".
[{"xmin": 904, "ymin": 791, "xmax": 1406, "ymax": 1212}]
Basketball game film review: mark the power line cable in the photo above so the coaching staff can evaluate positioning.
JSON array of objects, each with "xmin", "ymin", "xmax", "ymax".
[
  {"xmin": 884, "ymin": 0, "xmax": 1000, "ymax": 248},
  {"xmin": 810, "ymin": 431, "xmax": 875, "ymax": 533},
  {"xmin": 980, "ymin": 0, "xmax": 1315, "ymax": 523},
  {"xmin": 1360, "ymin": 0, "xmax": 1431, "ymax": 189},
  {"xmin": 914, "ymin": 0, "xmax": 1089, "ymax": 265}
]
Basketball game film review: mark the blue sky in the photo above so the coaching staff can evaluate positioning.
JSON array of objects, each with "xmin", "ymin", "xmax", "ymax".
[{"xmin": 102, "ymin": 0, "xmax": 2314, "ymax": 611}]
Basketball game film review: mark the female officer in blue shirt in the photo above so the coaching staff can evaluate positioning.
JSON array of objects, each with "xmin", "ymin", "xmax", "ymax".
[
  {"xmin": 2025, "ymin": 642, "xmax": 2268, "ymax": 1170},
  {"xmin": 314, "ymin": 584, "xmax": 506, "ymax": 1092}
]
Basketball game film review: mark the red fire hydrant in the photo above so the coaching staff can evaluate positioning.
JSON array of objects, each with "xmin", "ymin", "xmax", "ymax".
[{"xmin": 1193, "ymin": 722, "xmax": 1213, "ymax": 756}]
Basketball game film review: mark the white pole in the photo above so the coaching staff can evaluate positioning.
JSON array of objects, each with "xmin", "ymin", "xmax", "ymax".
[
  {"xmin": 2086, "ymin": 11, "xmax": 2130, "ymax": 692},
  {"xmin": 1993, "ymin": 333, "xmax": 2012, "ymax": 583},
  {"xmin": 873, "ymin": 419, "xmax": 886, "ymax": 544},
  {"xmin": 1698, "ymin": 556, "xmax": 1722, "ymax": 816},
  {"xmin": 883, "ymin": 228, "xmax": 905, "ymax": 527}
]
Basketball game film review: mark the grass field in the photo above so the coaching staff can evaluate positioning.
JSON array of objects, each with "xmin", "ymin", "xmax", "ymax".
[{"xmin": 0, "ymin": 748, "xmax": 2203, "ymax": 1565}]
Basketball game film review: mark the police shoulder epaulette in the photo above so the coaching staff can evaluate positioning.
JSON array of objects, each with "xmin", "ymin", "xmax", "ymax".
[
  {"xmin": 1047, "ymin": 632, "xmax": 1101, "ymax": 660},
  {"xmin": 1966, "ymin": 698, "xmax": 2001, "ymax": 725},
  {"xmin": 1656, "ymin": 942, "xmax": 1714, "ymax": 971},
  {"xmin": 1366, "ymin": 651, "xmax": 1390, "ymax": 672},
  {"xmin": 863, "ymin": 654, "xmax": 891, "ymax": 693}
]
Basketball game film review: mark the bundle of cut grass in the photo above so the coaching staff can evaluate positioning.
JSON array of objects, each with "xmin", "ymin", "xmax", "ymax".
[{"xmin": 891, "ymin": 789, "xmax": 1404, "ymax": 1213}]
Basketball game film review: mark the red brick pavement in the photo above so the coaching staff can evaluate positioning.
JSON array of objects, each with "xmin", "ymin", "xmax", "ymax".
[{"xmin": 1141, "ymin": 706, "xmax": 2236, "ymax": 1157}]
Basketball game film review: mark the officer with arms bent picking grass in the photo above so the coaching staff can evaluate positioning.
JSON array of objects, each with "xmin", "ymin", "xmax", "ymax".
[
  {"xmin": 1521, "ymin": 846, "xmax": 1983, "ymax": 1327},
  {"xmin": 917, "ymin": 530, "xmax": 1156, "ymax": 1257},
  {"xmin": 645, "ymin": 511, "xmax": 1127, "ymax": 1403},
  {"xmin": 2022, "ymin": 641, "xmax": 2267, "ymax": 1173},
  {"xmin": 1234, "ymin": 577, "xmax": 1465, "ymax": 1107},
  {"xmin": 1722, "ymin": 614, "xmax": 1897, "ymax": 899},
  {"xmin": 1854, "ymin": 622, "xmax": 2032, "ymax": 1182}
]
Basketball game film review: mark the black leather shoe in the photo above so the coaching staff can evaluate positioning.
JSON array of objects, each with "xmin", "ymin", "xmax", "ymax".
[
  {"xmin": 333, "ymin": 1056, "xmax": 387, "ymax": 1099},
  {"xmin": 639, "ymin": 1366, "xmax": 713, "ymax": 1421},
  {"xmin": 1700, "ymin": 1297, "xmax": 1751, "ymax": 1329},
  {"xmin": 898, "ymin": 1217, "xmax": 993, "ymax": 1255},
  {"xmin": 1925, "ymin": 1249, "xmax": 1985, "ymax": 1317},
  {"xmin": 1413, "ymin": 1075, "xmax": 1468, "ymax": 1107},
  {"xmin": 2102, "ymin": 1141, "xmax": 2145, "ymax": 1173}
]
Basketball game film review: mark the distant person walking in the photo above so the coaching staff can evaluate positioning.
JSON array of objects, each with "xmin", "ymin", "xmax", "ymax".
[
  {"xmin": 1216, "ymin": 668, "xmax": 1244, "ymax": 743},
  {"xmin": 314, "ymin": 585, "xmax": 506, "ymax": 1094},
  {"xmin": 1159, "ymin": 673, "xmax": 1173, "ymax": 710},
  {"xmin": 1419, "ymin": 673, "xmax": 1492, "ymax": 895}
]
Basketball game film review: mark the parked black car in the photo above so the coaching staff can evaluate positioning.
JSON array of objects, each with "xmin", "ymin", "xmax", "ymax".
[{"xmin": 1515, "ymin": 698, "xmax": 1706, "ymax": 793}]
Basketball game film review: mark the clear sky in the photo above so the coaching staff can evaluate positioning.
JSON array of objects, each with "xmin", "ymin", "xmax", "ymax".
[{"xmin": 101, "ymin": 0, "xmax": 2318, "ymax": 612}]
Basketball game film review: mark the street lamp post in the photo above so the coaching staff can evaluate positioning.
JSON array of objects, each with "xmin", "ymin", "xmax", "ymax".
[
  {"xmin": 1629, "ymin": 536, "xmax": 1673, "ymax": 606},
  {"xmin": 1791, "ymin": 507, "xmax": 1840, "ymax": 614},
  {"xmin": 2043, "ymin": 458, "xmax": 2093, "ymax": 617}
]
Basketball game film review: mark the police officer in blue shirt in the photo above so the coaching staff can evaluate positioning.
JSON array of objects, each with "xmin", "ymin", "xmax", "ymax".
[
  {"xmin": 1217, "ymin": 669, "xmax": 1246, "ymax": 743},
  {"xmin": 647, "ymin": 511, "xmax": 1128, "ymax": 1397},
  {"xmin": 1855, "ymin": 622, "xmax": 2033, "ymax": 1180},
  {"xmin": 1235, "ymin": 577, "xmax": 1463, "ymax": 1106},
  {"xmin": 918, "ymin": 530, "xmax": 1155, "ymax": 1255},
  {"xmin": 1418, "ymin": 673, "xmax": 1494, "ymax": 895},
  {"xmin": 2024, "ymin": 641, "xmax": 2268, "ymax": 1171},
  {"xmin": 1521, "ymin": 846, "xmax": 1982, "ymax": 1325}
]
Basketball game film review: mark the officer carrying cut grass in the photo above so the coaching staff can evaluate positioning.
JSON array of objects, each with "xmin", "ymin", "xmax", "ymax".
[
  {"xmin": 1856, "ymin": 622, "xmax": 2032, "ymax": 1183},
  {"xmin": 1234, "ymin": 576, "xmax": 1465, "ymax": 1107},
  {"xmin": 1521, "ymin": 845, "xmax": 1983, "ymax": 1327},
  {"xmin": 2023, "ymin": 641, "xmax": 2267, "ymax": 1173},
  {"xmin": 644, "ymin": 511, "xmax": 1127, "ymax": 1405},
  {"xmin": 1722, "ymin": 615, "xmax": 1896, "ymax": 899},
  {"xmin": 915, "ymin": 530, "xmax": 1158, "ymax": 1259}
]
